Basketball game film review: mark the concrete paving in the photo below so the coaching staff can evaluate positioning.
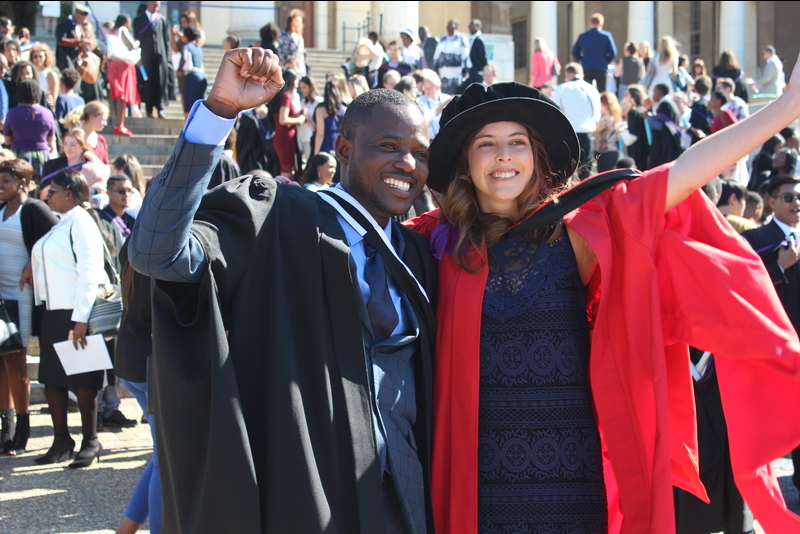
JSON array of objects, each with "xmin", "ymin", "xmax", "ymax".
[
  {"xmin": 1, "ymin": 396, "xmax": 799, "ymax": 533},
  {"xmin": 0, "ymin": 398, "xmax": 152, "ymax": 534}
]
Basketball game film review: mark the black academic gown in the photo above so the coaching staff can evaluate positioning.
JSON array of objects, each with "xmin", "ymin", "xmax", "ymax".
[
  {"xmin": 133, "ymin": 11, "xmax": 172, "ymax": 112},
  {"xmin": 235, "ymin": 111, "xmax": 281, "ymax": 176},
  {"xmin": 150, "ymin": 177, "xmax": 438, "ymax": 533}
]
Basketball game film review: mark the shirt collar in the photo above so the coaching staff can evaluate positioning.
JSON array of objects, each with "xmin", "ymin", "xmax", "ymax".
[
  {"xmin": 329, "ymin": 184, "xmax": 393, "ymax": 247},
  {"xmin": 773, "ymin": 216, "xmax": 800, "ymax": 237}
]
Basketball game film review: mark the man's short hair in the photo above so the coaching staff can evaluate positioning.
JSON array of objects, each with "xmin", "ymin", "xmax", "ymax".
[
  {"xmin": 746, "ymin": 191, "xmax": 763, "ymax": 208},
  {"xmin": 590, "ymin": 13, "xmax": 604, "ymax": 26},
  {"xmin": 471, "ymin": 19, "xmax": 481, "ymax": 28},
  {"xmin": 224, "ymin": 35, "xmax": 240, "ymax": 48},
  {"xmin": 484, "ymin": 64, "xmax": 497, "ymax": 75},
  {"xmin": 767, "ymin": 175, "xmax": 800, "ymax": 197},
  {"xmin": 565, "ymin": 62, "xmax": 583, "ymax": 77},
  {"xmin": 340, "ymin": 88, "xmax": 419, "ymax": 141},
  {"xmin": 61, "ymin": 68, "xmax": 80, "ymax": 91},
  {"xmin": 420, "ymin": 68, "xmax": 441, "ymax": 87},
  {"xmin": 382, "ymin": 69, "xmax": 401, "ymax": 85},
  {"xmin": 615, "ymin": 157, "xmax": 635, "ymax": 169},
  {"xmin": 717, "ymin": 78, "xmax": 734, "ymax": 92},
  {"xmin": 703, "ymin": 177, "xmax": 722, "ymax": 205},
  {"xmin": 653, "ymin": 83, "xmax": 670, "ymax": 98},
  {"xmin": 711, "ymin": 90, "xmax": 729, "ymax": 105},
  {"xmin": 718, "ymin": 178, "xmax": 746, "ymax": 206},
  {"xmin": 781, "ymin": 126, "xmax": 797, "ymax": 141},
  {"xmin": 694, "ymin": 75, "xmax": 711, "ymax": 95}
]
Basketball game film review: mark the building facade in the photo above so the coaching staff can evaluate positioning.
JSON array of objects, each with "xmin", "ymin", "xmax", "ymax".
[{"xmin": 80, "ymin": 1, "xmax": 797, "ymax": 86}]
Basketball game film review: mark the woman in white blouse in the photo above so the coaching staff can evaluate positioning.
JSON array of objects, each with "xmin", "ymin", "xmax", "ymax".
[{"xmin": 24, "ymin": 168, "xmax": 110, "ymax": 468}]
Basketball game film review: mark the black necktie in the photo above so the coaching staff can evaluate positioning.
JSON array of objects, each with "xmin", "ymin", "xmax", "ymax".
[{"xmin": 363, "ymin": 241, "xmax": 399, "ymax": 343}]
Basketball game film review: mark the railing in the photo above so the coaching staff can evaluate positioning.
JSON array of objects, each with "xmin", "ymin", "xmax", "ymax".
[{"xmin": 342, "ymin": 12, "xmax": 380, "ymax": 51}]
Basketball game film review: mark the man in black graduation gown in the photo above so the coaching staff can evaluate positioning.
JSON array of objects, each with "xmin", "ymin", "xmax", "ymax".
[
  {"xmin": 133, "ymin": 1, "xmax": 172, "ymax": 118},
  {"xmin": 129, "ymin": 48, "xmax": 437, "ymax": 534}
]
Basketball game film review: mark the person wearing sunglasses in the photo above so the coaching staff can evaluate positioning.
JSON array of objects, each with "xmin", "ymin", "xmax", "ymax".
[{"xmin": 742, "ymin": 175, "xmax": 800, "ymax": 493}]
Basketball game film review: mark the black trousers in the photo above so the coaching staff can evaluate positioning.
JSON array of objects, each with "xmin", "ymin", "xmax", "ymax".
[
  {"xmin": 584, "ymin": 68, "xmax": 607, "ymax": 92},
  {"xmin": 576, "ymin": 132, "xmax": 593, "ymax": 180}
]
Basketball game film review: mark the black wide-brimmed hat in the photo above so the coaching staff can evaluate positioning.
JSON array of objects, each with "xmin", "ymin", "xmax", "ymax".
[{"xmin": 427, "ymin": 82, "xmax": 579, "ymax": 192}]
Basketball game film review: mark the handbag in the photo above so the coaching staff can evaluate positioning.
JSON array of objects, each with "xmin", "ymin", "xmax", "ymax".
[
  {"xmin": 68, "ymin": 221, "xmax": 123, "ymax": 339},
  {"xmin": 77, "ymin": 50, "xmax": 100, "ymax": 84},
  {"xmin": 0, "ymin": 298, "xmax": 24, "ymax": 355},
  {"xmin": 88, "ymin": 239, "xmax": 123, "ymax": 340}
]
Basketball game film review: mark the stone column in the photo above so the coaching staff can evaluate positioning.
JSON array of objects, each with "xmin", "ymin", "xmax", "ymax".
[
  {"xmin": 316, "ymin": 1, "xmax": 330, "ymax": 50},
  {"xmin": 656, "ymin": 1, "xmax": 674, "ymax": 41},
  {"xmin": 222, "ymin": 1, "xmax": 277, "ymax": 47},
  {"xmin": 529, "ymin": 1, "xmax": 558, "ymax": 60},
  {"xmin": 372, "ymin": 1, "xmax": 419, "ymax": 43},
  {"xmin": 627, "ymin": 0, "xmax": 655, "ymax": 50},
  {"xmin": 719, "ymin": 1, "xmax": 746, "ymax": 68},
  {"xmin": 572, "ymin": 0, "xmax": 586, "ymax": 51}
]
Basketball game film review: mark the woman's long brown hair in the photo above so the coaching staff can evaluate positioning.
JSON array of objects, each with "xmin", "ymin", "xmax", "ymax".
[{"xmin": 439, "ymin": 124, "xmax": 574, "ymax": 272}]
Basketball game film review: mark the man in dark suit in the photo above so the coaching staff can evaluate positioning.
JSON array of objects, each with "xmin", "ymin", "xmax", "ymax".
[
  {"xmin": 742, "ymin": 175, "xmax": 800, "ymax": 491},
  {"xmin": 461, "ymin": 19, "xmax": 487, "ymax": 90},
  {"xmin": 133, "ymin": 1, "xmax": 172, "ymax": 118},
  {"xmin": 55, "ymin": 3, "xmax": 90, "ymax": 71},
  {"xmin": 129, "ymin": 47, "xmax": 437, "ymax": 534},
  {"xmin": 418, "ymin": 26, "xmax": 437, "ymax": 71}
]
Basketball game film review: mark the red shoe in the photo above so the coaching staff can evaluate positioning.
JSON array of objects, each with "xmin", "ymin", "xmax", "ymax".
[{"xmin": 113, "ymin": 126, "xmax": 133, "ymax": 136}]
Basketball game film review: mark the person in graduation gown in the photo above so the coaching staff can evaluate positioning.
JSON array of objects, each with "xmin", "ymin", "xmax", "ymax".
[
  {"xmin": 406, "ymin": 50, "xmax": 800, "ymax": 533},
  {"xmin": 128, "ymin": 48, "xmax": 438, "ymax": 534},
  {"xmin": 133, "ymin": 1, "xmax": 172, "ymax": 118}
]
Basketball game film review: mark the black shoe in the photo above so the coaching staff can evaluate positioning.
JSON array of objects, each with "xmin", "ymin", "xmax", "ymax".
[
  {"xmin": 34, "ymin": 434, "xmax": 76, "ymax": 464},
  {"xmin": 97, "ymin": 414, "xmax": 105, "ymax": 431},
  {"xmin": 8, "ymin": 413, "xmax": 30, "ymax": 455},
  {"xmin": 68, "ymin": 438, "xmax": 102, "ymax": 468},
  {"xmin": 1, "ymin": 409, "xmax": 14, "ymax": 454},
  {"xmin": 156, "ymin": 111, "xmax": 166, "ymax": 119},
  {"xmin": 140, "ymin": 415, "xmax": 148, "ymax": 424},
  {"xmin": 103, "ymin": 410, "xmax": 137, "ymax": 428}
]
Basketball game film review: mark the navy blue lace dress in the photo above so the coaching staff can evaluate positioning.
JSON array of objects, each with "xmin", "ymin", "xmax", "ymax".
[{"xmin": 478, "ymin": 231, "xmax": 608, "ymax": 534}]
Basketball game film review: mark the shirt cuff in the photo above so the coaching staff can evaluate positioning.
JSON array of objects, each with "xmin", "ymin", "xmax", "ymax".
[{"xmin": 182, "ymin": 100, "xmax": 236, "ymax": 146}]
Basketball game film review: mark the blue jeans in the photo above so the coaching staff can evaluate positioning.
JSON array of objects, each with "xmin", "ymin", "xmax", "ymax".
[{"xmin": 120, "ymin": 379, "xmax": 161, "ymax": 533}]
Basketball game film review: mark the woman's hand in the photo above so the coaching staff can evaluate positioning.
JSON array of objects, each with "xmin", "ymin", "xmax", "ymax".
[
  {"xmin": 19, "ymin": 263, "xmax": 32, "ymax": 291},
  {"xmin": 72, "ymin": 322, "xmax": 88, "ymax": 350}
]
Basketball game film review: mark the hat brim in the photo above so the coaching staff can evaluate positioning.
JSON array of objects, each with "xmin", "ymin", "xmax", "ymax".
[{"xmin": 427, "ymin": 95, "xmax": 579, "ymax": 192}]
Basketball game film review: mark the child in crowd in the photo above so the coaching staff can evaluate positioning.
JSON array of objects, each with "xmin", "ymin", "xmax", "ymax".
[{"xmin": 55, "ymin": 69, "xmax": 85, "ymax": 137}]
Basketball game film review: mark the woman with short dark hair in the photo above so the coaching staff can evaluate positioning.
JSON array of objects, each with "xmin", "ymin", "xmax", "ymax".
[
  {"xmin": 26, "ymin": 168, "xmax": 111, "ymax": 468},
  {"xmin": 2, "ymin": 80, "xmax": 56, "ymax": 185},
  {"xmin": 0, "ymin": 158, "xmax": 58, "ymax": 455}
]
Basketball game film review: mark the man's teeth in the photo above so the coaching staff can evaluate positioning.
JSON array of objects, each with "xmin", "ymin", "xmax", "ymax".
[
  {"xmin": 384, "ymin": 178, "xmax": 410, "ymax": 191},
  {"xmin": 492, "ymin": 171, "xmax": 516, "ymax": 179}
]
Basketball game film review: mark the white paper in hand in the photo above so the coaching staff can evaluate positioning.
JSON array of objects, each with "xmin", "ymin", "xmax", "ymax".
[{"xmin": 53, "ymin": 334, "xmax": 113, "ymax": 375}]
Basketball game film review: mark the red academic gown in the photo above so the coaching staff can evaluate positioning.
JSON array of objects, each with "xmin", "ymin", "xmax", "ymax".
[{"xmin": 407, "ymin": 164, "xmax": 800, "ymax": 533}]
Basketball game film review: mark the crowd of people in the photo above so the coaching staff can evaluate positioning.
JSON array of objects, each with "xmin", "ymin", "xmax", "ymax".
[{"xmin": 2, "ymin": 4, "xmax": 800, "ymax": 534}]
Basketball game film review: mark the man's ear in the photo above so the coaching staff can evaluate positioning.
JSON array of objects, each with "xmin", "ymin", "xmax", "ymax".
[{"xmin": 335, "ymin": 133, "xmax": 350, "ymax": 166}]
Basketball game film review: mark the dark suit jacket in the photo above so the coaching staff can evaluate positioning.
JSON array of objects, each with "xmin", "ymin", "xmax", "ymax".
[
  {"xmin": 468, "ymin": 34, "xmax": 487, "ymax": 77},
  {"xmin": 422, "ymin": 37, "xmax": 438, "ymax": 70},
  {"xmin": 742, "ymin": 220, "xmax": 800, "ymax": 332}
]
